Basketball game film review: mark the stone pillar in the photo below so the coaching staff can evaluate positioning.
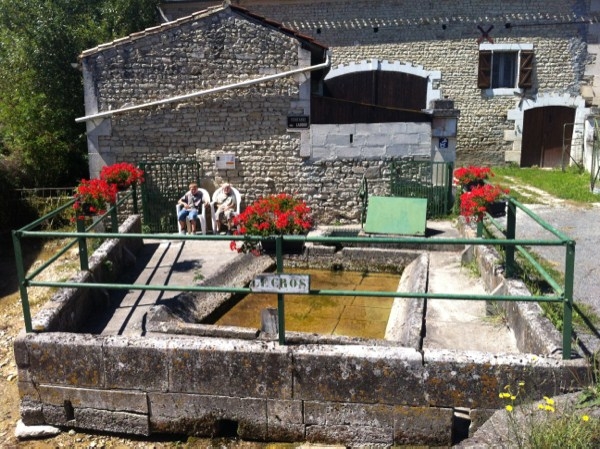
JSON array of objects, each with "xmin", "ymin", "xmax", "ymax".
[{"xmin": 428, "ymin": 99, "xmax": 459, "ymax": 163}]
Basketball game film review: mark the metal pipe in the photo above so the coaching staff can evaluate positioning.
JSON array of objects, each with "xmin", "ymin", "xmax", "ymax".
[
  {"xmin": 27, "ymin": 279, "xmax": 562, "ymax": 303},
  {"xmin": 75, "ymin": 52, "xmax": 331, "ymax": 123}
]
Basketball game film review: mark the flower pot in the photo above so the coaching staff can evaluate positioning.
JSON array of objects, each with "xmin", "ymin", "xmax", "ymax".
[
  {"xmin": 80, "ymin": 203, "xmax": 100, "ymax": 216},
  {"xmin": 461, "ymin": 181, "xmax": 485, "ymax": 192},
  {"xmin": 486, "ymin": 200, "xmax": 506, "ymax": 218},
  {"xmin": 260, "ymin": 238, "xmax": 305, "ymax": 255}
]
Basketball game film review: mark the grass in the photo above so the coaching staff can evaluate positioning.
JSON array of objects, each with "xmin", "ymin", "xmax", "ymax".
[{"xmin": 492, "ymin": 165, "xmax": 600, "ymax": 204}]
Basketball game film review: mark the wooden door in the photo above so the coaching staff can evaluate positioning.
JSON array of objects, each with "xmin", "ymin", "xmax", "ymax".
[
  {"xmin": 521, "ymin": 106, "xmax": 575, "ymax": 168},
  {"xmin": 313, "ymin": 70, "xmax": 428, "ymax": 124}
]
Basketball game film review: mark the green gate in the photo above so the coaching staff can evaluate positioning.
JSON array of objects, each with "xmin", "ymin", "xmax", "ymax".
[
  {"xmin": 390, "ymin": 160, "xmax": 454, "ymax": 218},
  {"xmin": 139, "ymin": 161, "xmax": 202, "ymax": 233}
]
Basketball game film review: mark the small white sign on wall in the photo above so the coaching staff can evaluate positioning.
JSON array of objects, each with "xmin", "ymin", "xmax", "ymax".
[{"xmin": 215, "ymin": 153, "xmax": 236, "ymax": 169}]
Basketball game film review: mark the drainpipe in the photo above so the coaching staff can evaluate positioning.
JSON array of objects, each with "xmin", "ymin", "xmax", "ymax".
[{"xmin": 75, "ymin": 52, "xmax": 331, "ymax": 123}]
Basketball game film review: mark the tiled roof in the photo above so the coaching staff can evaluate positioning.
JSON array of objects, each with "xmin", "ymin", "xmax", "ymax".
[{"xmin": 80, "ymin": 4, "xmax": 328, "ymax": 58}]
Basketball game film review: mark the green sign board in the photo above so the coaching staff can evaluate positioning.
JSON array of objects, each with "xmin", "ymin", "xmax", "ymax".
[{"xmin": 364, "ymin": 196, "xmax": 428, "ymax": 236}]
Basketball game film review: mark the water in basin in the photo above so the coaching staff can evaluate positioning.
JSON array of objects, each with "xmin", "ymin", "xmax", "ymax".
[{"xmin": 215, "ymin": 268, "xmax": 400, "ymax": 339}]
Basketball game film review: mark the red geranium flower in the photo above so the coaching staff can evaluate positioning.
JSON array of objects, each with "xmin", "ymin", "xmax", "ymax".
[
  {"xmin": 73, "ymin": 178, "xmax": 118, "ymax": 219},
  {"xmin": 454, "ymin": 166, "xmax": 493, "ymax": 186},
  {"xmin": 459, "ymin": 184, "xmax": 509, "ymax": 222},
  {"xmin": 100, "ymin": 162, "xmax": 144, "ymax": 189},
  {"xmin": 230, "ymin": 193, "xmax": 314, "ymax": 254}
]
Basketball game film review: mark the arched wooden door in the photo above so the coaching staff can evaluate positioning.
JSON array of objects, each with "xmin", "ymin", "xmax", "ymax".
[
  {"xmin": 521, "ymin": 106, "xmax": 575, "ymax": 168},
  {"xmin": 312, "ymin": 70, "xmax": 430, "ymax": 124}
]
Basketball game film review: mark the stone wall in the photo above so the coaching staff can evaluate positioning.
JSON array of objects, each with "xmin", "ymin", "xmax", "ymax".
[
  {"xmin": 15, "ymin": 329, "xmax": 589, "ymax": 445},
  {"xmin": 241, "ymin": 0, "xmax": 590, "ymax": 165},
  {"xmin": 81, "ymin": 1, "xmax": 595, "ymax": 226},
  {"xmin": 81, "ymin": 5, "xmax": 456, "ymax": 226}
]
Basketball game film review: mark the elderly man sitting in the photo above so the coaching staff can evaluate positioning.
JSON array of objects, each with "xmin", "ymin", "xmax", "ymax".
[{"xmin": 213, "ymin": 183, "xmax": 237, "ymax": 233}]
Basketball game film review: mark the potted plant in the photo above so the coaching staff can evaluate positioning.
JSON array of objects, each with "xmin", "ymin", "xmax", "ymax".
[
  {"xmin": 73, "ymin": 178, "xmax": 118, "ymax": 218},
  {"xmin": 230, "ymin": 193, "xmax": 314, "ymax": 255},
  {"xmin": 459, "ymin": 183, "xmax": 510, "ymax": 222},
  {"xmin": 454, "ymin": 166, "xmax": 494, "ymax": 191},
  {"xmin": 100, "ymin": 162, "xmax": 144, "ymax": 191}
]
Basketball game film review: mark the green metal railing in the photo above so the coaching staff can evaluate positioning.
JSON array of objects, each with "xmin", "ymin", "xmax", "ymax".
[
  {"xmin": 12, "ymin": 186, "xmax": 139, "ymax": 331},
  {"xmin": 12, "ymin": 191, "xmax": 576, "ymax": 359},
  {"xmin": 477, "ymin": 198, "xmax": 576, "ymax": 358}
]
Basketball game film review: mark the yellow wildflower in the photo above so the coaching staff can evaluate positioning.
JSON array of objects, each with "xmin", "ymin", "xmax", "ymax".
[
  {"xmin": 543, "ymin": 396, "xmax": 555, "ymax": 405},
  {"xmin": 506, "ymin": 405, "xmax": 513, "ymax": 412},
  {"xmin": 582, "ymin": 415, "xmax": 590, "ymax": 422}
]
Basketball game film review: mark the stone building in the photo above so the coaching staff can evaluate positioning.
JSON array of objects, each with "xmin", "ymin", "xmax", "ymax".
[{"xmin": 78, "ymin": 1, "xmax": 600, "ymax": 226}]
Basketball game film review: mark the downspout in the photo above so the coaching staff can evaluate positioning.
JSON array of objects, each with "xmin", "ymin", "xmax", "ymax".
[{"xmin": 75, "ymin": 52, "xmax": 331, "ymax": 123}]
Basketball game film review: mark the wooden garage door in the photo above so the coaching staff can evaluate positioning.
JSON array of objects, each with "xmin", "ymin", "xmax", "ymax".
[
  {"xmin": 521, "ymin": 106, "xmax": 575, "ymax": 168},
  {"xmin": 311, "ymin": 70, "xmax": 429, "ymax": 124}
]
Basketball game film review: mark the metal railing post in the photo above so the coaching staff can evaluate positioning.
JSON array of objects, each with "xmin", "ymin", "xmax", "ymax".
[
  {"xmin": 562, "ymin": 240, "xmax": 576, "ymax": 359},
  {"xmin": 12, "ymin": 231, "xmax": 32, "ymax": 332},
  {"xmin": 76, "ymin": 218, "xmax": 89, "ymax": 271},
  {"xmin": 505, "ymin": 200, "xmax": 516, "ymax": 277},
  {"xmin": 276, "ymin": 235, "xmax": 286, "ymax": 345},
  {"xmin": 476, "ymin": 219, "xmax": 483, "ymax": 237},
  {"xmin": 110, "ymin": 206, "xmax": 119, "ymax": 233},
  {"xmin": 132, "ymin": 184, "xmax": 139, "ymax": 214}
]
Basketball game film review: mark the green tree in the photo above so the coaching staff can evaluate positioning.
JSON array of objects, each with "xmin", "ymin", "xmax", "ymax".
[{"xmin": 0, "ymin": 0, "xmax": 160, "ymax": 188}]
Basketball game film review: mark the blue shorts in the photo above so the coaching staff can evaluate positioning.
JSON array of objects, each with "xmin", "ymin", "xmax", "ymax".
[{"xmin": 178, "ymin": 207, "xmax": 199, "ymax": 221}]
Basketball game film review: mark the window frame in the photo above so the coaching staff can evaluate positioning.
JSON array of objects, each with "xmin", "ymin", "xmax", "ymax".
[{"xmin": 478, "ymin": 43, "xmax": 534, "ymax": 96}]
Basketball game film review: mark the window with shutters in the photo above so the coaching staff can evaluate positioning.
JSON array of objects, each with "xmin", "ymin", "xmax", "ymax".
[{"xmin": 478, "ymin": 44, "xmax": 534, "ymax": 95}]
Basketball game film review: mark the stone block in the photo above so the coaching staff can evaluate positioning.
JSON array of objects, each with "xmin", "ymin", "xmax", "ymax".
[
  {"xmin": 306, "ymin": 424, "xmax": 393, "ymax": 445},
  {"xmin": 266, "ymin": 399, "xmax": 305, "ymax": 441},
  {"xmin": 42, "ymin": 403, "xmax": 75, "ymax": 427},
  {"xmin": 13, "ymin": 332, "xmax": 29, "ymax": 367},
  {"xmin": 103, "ymin": 336, "xmax": 169, "ymax": 391},
  {"xmin": 468, "ymin": 408, "xmax": 496, "ymax": 436},
  {"xmin": 393, "ymin": 405, "xmax": 453, "ymax": 446},
  {"xmin": 267, "ymin": 399, "xmax": 303, "ymax": 423},
  {"xmin": 24, "ymin": 333, "xmax": 104, "ymax": 387},
  {"xmin": 266, "ymin": 422, "xmax": 305, "ymax": 442},
  {"xmin": 293, "ymin": 345, "xmax": 425, "ymax": 405},
  {"xmin": 74, "ymin": 408, "xmax": 149, "ymax": 436},
  {"xmin": 38, "ymin": 385, "xmax": 148, "ymax": 414},
  {"xmin": 304, "ymin": 401, "xmax": 395, "ymax": 427},
  {"xmin": 17, "ymin": 380, "xmax": 39, "ymax": 402},
  {"xmin": 385, "ymin": 253, "xmax": 428, "ymax": 347},
  {"xmin": 337, "ymin": 146, "xmax": 361, "ymax": 158},
  {"xmin": 149, "ymin": 392, "xmax": 267, "ymax": 439},
  {"xmin": 19, "ymin": 400, "xmax": 45, "ymax": 426},
  {"xmin": 423, "ymin": 349, "xmax": 584, "ymax": 409},
  {"xmin": 168, "ymin": 338, "xmax": 293, "ymax": 399}
]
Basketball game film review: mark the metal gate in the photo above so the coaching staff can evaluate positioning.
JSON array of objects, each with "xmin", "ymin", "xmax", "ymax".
[
  {"xmin": 390, "ymin": 160, "xmax": 453, "ymax": 218},
  {"xmin": 139, "ymin": 161, "xmax": 202, "ymax": 233}
]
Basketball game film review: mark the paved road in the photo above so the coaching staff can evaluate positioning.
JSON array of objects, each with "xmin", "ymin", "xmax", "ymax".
[{"xmin": 513, "ymin": 202, "xmax": 600, "ymax": 317}]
